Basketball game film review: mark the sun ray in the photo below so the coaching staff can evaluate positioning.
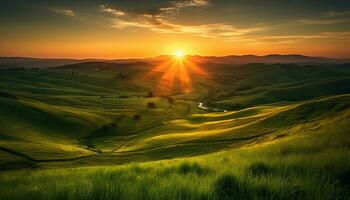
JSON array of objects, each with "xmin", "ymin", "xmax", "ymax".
[
  {"xmin": 184, "ymin": 59, "xmax": 209, "ymax": 78},
  {"xmin": 142, "ymin": 52, "xmax": 211, "ymax": 95}
]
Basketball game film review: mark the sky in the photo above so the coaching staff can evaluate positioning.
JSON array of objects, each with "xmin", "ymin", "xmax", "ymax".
[{"xmin": 1, "ymin": 0, "xmax": 350, "ymax": 59}]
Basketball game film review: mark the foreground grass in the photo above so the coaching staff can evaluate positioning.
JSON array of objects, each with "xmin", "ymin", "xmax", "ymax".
[{"xmin": 1, "ymin": 119, "xmax": 349, "ymax": 200}]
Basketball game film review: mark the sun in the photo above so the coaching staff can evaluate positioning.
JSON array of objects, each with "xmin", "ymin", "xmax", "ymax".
[
  {"xmin": 143, "ymin": 49, "xmax": 210, "ymax": 95},
  {"xmin": 175, "ymin": 50, "xmax": 185, "ymax": 58}
]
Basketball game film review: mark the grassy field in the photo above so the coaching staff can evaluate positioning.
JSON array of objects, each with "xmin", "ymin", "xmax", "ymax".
[
  {"xmin": 0, "ymin": 113, "xmax": 349, "ymax": 200},
  {"xmin": 0, "ymin": 62, "xmax": 350, "ymax": 199}
]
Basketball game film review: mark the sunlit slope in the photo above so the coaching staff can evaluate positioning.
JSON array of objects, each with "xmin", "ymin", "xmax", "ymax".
[
  {"xmin": 0, "ymin": 97, "xmax": 99, "ymax": 160},
  {"xmin": 1, "ymin": 93, "xmax": 348, "ymax": 168},
  {"xmin": 0, "ymin": 70, "xmax": 200, "ymax": 165},
  {"xmin": 1, "ymin": 116, "xmax": 349, "ymax": 200},
  {"xmin": 0, "ymin": 63, "xmax": 350, "ymax": 168},
  {"xmin": 114, "ymin": 94, "xmax": 350, "ymax": 153},
  {"xmin": 213, "ymin": 77, "xmax": 350, "ymax": 109},
  {"xmin": 204, "ymin": 63, "xmax": 350, "ymax": 109},
  {"xmin": 0, "ymin": 96, "xmax": 198, "ymax": 161},
  {"xmin": 0, "ymin": 70, "xmax": 147, "ymax": 97}
]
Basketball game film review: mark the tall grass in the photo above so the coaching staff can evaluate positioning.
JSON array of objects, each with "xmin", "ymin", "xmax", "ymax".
[{"xmin": 1, "ymin": 119, "xmax": 349, "ymax": 200}]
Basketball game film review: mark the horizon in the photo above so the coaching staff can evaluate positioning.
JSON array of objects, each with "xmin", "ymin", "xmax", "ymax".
[
  {"xmin": 1, "ymin": 0, "xmax": 350, "ymax": 58},
  {"xmin": 2, "ymin": 53, "xmax": 350, "ymax": 60}
]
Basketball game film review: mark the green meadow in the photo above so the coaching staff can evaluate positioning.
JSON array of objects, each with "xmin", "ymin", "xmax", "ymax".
[{"xmin": 0, "ymin": 62, "xmax": 350, "ymax": 199}]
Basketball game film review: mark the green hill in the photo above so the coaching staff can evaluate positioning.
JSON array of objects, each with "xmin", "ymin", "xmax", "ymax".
[{"xmin": 0, "ymin": 62, "xmax": 349, "ymax": 199}]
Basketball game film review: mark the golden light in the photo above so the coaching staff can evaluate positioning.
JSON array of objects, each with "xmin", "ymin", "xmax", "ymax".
[
  {"xmin": 175, "ymin": 51, "xmax": 185, "ymax": 58},
  {"xmin": 143, "ymin": 51, "xmax": 210, "ymax": 95}
]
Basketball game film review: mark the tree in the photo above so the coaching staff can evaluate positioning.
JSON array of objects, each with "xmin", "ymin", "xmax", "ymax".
[
  {"xmin": 168, "ymin": 97, "xmax": 175, "ymax": 104},
  {"xmin": 133, "ymin": 114, "xmax": 141, "ymax": 120},
  {"xmin": 147, "ymin": 102, "xmax": 156, "ymax": 108},
  {"xmin": 147, "ymin": 91, "xmax": 154, "ymax": 98}
]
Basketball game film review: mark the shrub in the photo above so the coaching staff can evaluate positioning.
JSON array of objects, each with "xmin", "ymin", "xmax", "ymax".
[
  {"xmin": 115, "ymin": 72, "xmax": 126, "ymax": 79},
  {"xmin": 247, "ymin": 162, "xmax": 271, "ymax": 177},
  {"xmin": 146, "ymin": 91, "xmax": 154, "ymax": 98},
  {"xmin": 110, "ymin": 122, "xmax": 117, "ymax": 128},
  {"xmin": 168, "ymin": 97, "xmax": 175, "ymax": 104},
  {"xmin": 178, "ymin": 162, "xmax": 209, "ymax": 175},
  {"xmin": 147, "ymin": 102, "xmax": 156, "ymax": 108},
  {"xmin": 100, "ymin": 125, "xmax": 109, "ymax": 132},
  {"xmin": 134, "ymin": 114, "xmax": 141, "ymax": 120},
  {"xmin": 214, "ymin": 174, "xmax": 250, "ymax": 200}
]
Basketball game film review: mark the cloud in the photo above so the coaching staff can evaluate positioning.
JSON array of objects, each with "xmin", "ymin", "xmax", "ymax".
[
  {"xmin": 98, "ymin": 1, "xmax": 266, "ymax": 40},
  {"xmin": 160, "ymin": 0, "xmax": 210, "ymax": 13},
  {"xmin": 326, "ymin": 10, "xmax": 350, "ymax": 17},
  {"xmin": 257, "ymin": 31, "xmax": 350, "ymax": 42},
  {"xmin": 52, "ymin": 9, "xmax": 76, "ymax": 17},
  {"xmin": 244, "ymin": 32, "xmax": 350, "ymax": 47},
  {"xmin": 300, "ymin": 10, "xmax": 350, "ymax": 25},
  {"xmin": 300, "ymin": 18, "xmax": 350, "ymax": 25},
  {"xmin": 99, "ymin": 5, "xmax": 125, "ymax": 16},
  {"xmin": 50, "ymin": 8, "xmax": 88, "ymax": 21},
  {"xmin": 100, "ymin": 0, "xmax": 209, "ymax": 17},
  {"xmin": 98, "ymin": 2, "xmax": 350, "ymax": 46},
  {"xmin": 110, "ymin": 17, "xmax": 265, "ymax": 37}
]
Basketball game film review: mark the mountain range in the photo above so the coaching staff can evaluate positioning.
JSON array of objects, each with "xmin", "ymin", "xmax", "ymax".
[{"xmin": 1, "ymin": 54, "xmax": 349, "ymax": 69}]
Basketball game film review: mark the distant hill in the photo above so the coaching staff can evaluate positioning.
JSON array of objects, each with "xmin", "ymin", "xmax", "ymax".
[
  {"xmin": 1, "ymin": 54, "xmax": 349, "ymax": 69},
  {"xmin": 189, "ymin": 54, "xmax": 350, "ymax": 65},
  {"xmin": 127, "ymin": 54, "xmax": 350, "ymax": 65},
  {"xmin": 0, "ymin": 57, "xmax": 105, "ymax": 69},
  {"xmin": 55, "ymin": 61, "xmax": 152, "ymax": 70}
]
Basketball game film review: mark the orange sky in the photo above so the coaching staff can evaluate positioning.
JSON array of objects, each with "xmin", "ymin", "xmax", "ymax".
[{"xmin": 1, "ymin": 0, "xmax": 350, "ymax": 59}]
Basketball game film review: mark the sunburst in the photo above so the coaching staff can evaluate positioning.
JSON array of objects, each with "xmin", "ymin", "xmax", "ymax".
[{"xmin": 143, "ymin": 53, "xmax": 210, "ymax": 95}]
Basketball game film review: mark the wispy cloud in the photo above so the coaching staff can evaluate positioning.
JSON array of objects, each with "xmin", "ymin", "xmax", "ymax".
[
  {"xmin": 52, "ymin": 9, "xmax": 76, "ymax": 17},
  {"xmin": 159, "ymin": 0, "xmax": 210, "ymax": 14},
  {"xmin": 99, "ymin": 1, "xmax": 266, "ymax": 40},
  {"xmin": 50, "ymin": 8, "xmax": 88, "ymax": 21},
  {"xmin": 98, "ymin": 2, "xmax": 350, "ymax": 47},
  {"xmin": 300, "ymin": 10, "xmax": 350, "ymax": 25},
  {"xmin": 300, "ymin": 18, "xmax": 350, "ymax": 25},
  {"xmin": 326, "ymin": 10, "xmax": 350, "ymax": 17},
  {"xmin": 100, "ymin": 0, "xmax": 209, "ymax": 17},
  {"xmin": 232, "ymin": 30, "xmax": 350, "ymax": 47},
  {"xmin": 99, "ymin": 5, "xmax": 125, "ymax": 16},
  {"xmin": 256, "ymin": 31, "xmax": 350, "ymax": 44}
]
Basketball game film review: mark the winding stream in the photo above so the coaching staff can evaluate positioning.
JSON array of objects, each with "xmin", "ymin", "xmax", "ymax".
[{"xmin": 198, "ymin": 102, "xmax": 227, "ymax": 112}]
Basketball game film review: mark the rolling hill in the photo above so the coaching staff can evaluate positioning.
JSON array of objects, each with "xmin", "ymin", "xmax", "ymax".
[
  {"xmin": 1, "ymin": 54, "xmax": 349, "ymax": 69},
  {"xmin": 0, "ymin": 57, "xmax": 106, "ymax": 69},
  {"xmin": 0, "ymin": 61, "xmax": 349, "ymax": 167},
  {"xmin": 0, "ymin": 60, "xmax": 349, "ymax": 199}
]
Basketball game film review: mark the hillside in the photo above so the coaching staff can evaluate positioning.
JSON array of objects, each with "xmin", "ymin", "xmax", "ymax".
[
  {"xmin": 1, "ymin": 54, "xmax": 349, "ymax": 69},
  {"xmin": 0, "ymin": 57, "xmax": 105, "ymax": 69},
  {"xmin": 192, "ymin": 54, "xmax": 350, "ymax": 64},
  {"xmin": 0, "ymin": 62, "xmax": 349, "ymax": 168},
  {"xmin": 0, "ymin": 61, "xmax": 350, "ymax": 199},
  {"xmin": 1, "ymin": 95, "xmax": 349, "ymax": 199}
]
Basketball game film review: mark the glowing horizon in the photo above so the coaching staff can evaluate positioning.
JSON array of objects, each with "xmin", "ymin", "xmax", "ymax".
[
  {"xmin": 1, "ymin": 1, "xmax": 350, "ymax": 59},
  {"xmin": 142, "ymin": 55, "xmax": 210, "ymax": 95}
]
